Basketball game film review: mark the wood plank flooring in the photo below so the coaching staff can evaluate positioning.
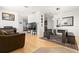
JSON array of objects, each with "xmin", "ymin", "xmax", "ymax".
[{"xmin": 12, "ymin": 34, "xmax": 78, "ymax": 53}]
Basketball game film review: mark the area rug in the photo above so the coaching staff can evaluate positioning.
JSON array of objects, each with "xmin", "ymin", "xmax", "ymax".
[{"xmin": 33, "ymin": 47, "xmax": 77, "ymax": 53}]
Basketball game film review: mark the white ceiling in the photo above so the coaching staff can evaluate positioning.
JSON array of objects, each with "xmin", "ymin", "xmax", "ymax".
[{"xmin": 1, "ymin": 6, "xmax": 79, "ymax": 18}]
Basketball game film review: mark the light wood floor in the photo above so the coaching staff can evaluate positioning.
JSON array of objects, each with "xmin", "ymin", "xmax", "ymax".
[{"xmin": 12, "ymin": 34, "xmax": 78, "ymax": 53}]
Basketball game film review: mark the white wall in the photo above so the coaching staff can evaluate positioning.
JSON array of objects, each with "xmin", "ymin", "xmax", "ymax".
[
  {"xmin": 44, "ymin": 14, "xmax": 54, "ymax": 33},
  {"xmin": 0, "ymin": 7, "xmax": 23, "ymax": 33},
  {"xmin": 47, "ymin": 17, "xmax": 54, "ymax": 30},
  {"xmin": 0, "ymin": 8, "xmax": 18, "ymax": 28},
  {"xmin": 53, "ymin": 9, "xmax": 79, "ymax": 36},
  {"xmin": 17, "ymin": 15, "xmax": 24, "ymax": 33}
]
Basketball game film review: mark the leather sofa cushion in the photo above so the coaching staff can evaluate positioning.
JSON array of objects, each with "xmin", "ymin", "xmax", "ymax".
[{"xmin": 0, "ymin": 30, "xmax": 16, "ymax": 35}]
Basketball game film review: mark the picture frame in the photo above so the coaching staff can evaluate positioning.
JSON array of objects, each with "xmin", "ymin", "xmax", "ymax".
[
  {"xmin": 41, "ymin": 18, "xmax": 43, "ymax": 23},
  {"xmin": 41, "ymin": 15, "xmax": 43, "ymax": 17},
  {"xmin": 57, "ymin": 16, "xmax": 74, "ymax": 27},
  {"xmin": 62, "ymin": 16, "xmax": 74, "ymax": 26},
  {"xmin": 2, "ymin": 12, "xmax": 15, "ymax": 21}
]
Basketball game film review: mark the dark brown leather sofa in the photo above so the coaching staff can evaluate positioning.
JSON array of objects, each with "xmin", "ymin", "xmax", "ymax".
[{"xmin": 0, "ymin": 33, "xmax": 25, "ymax": 53}]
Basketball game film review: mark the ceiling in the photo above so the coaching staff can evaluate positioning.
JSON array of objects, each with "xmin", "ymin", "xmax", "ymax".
[{"xmin": 1, "ymin": 6, "xmax": 79, "ymax": 18}]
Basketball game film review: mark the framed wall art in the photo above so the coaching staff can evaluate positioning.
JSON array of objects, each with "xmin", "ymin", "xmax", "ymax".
[
  {"xmin": 57, "ymin": 16, "xmax": 74, "ymax": 27},
  {"xmin": 2, "ymin": 12, "xmax": 15, "ymax": 21}
]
